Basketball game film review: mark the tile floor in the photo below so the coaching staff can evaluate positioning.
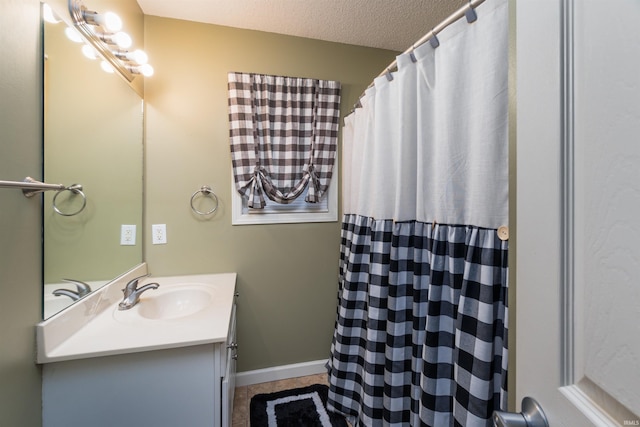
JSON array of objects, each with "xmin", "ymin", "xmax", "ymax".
[{"xmin": 231, "ymin": 373, "xmax": 334, "ymax": 427}]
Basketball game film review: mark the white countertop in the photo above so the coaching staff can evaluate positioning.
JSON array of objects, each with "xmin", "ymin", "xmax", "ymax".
[{"xmin": 36, "ymin": 264, "xmax": 237, "ymax": 363}]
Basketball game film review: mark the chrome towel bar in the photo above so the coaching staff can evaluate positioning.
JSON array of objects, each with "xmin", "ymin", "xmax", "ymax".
[
  {"xmin": 0, "ymin": 177, "xmax": 66, "ymax": 197},
  {"xmin": 0, "ymin": 177, "xmax": 86, "ymax": 216}
]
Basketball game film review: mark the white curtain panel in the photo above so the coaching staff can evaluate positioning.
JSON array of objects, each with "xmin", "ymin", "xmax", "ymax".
[{"xmin": 342, "ymin": 0, "xmax": 508, "ymax": 229}]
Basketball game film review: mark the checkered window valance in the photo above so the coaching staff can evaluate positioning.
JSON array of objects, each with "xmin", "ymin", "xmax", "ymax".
[{"xmin": 228, "ymin": 72, "xmax": 341, "ymax": 209}]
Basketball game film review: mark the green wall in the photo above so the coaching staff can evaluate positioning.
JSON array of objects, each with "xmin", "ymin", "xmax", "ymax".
[
  {"xmin": 0, "ymin": 1, "xmax": 44, "ymax": 426},
  {"xmin": 143, "ymin": 16, "xmax": 396, "ymax": 371}
]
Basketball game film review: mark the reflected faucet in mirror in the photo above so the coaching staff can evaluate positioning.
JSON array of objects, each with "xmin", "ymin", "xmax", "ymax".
[{"xmin": 52, "ymin": 278, "xmax": 92, "ymax": 301}]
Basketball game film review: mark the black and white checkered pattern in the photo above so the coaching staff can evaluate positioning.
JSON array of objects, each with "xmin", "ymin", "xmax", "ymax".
[
  {"xmin": 327, "ymin": 214, "xmax": 508, "ymax": 427},
  {"xmin": 228, "ymin": 72, "xmax": 341, "ymax": 208}
]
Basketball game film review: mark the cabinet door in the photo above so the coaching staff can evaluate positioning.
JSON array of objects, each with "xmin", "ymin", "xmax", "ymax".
[{"xmin": 221, "ymin": 304, "xmax": 237, "ymax": 427}]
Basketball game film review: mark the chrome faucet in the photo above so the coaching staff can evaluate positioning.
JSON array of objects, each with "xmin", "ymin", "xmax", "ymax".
[
  {"xmin": 52, "ymin": 278, "xmax": 93, "ymax": 301},
  {"xmin": 118, "ymin": 275, "xmax": 159, "ymax": 310}
]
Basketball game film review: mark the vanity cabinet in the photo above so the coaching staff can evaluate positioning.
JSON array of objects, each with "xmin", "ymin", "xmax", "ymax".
[{"xmin": 42, "ymin": 304, "xmax": 237, "ymax": 427}]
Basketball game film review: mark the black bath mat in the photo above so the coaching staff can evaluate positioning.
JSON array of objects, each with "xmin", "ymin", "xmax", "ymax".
[{"xmin": 250, "ymin": 384, "xmax": 348, "ymax": 427}]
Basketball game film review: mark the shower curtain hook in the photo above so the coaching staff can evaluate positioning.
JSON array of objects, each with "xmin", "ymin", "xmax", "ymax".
[
  {"xmin": 465, "ymin": 0, "xmax": 478, "ymax": 23},
  {"xmin": 429, "ymin": 30, "xmax": 440, "ymax": 49},
  {"xmin": 351, "ymin": 98, "xmax": 362, "ymax": 113},
  {"xmin": 385, "ymin": 68, "xmax": 394, "ymax": 82},
  {"xmin": 409, "ymin": 44, "xmax": 417, "ymax": 63}
]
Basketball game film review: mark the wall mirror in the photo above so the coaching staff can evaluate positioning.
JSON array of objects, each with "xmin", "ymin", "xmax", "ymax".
[{"xmin": 42, "ymin": 2, "xmax": 144, "ymax": 319}]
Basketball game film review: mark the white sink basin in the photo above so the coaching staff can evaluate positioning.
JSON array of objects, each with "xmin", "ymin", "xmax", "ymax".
[
  {"xmin": 113, "ymin": 283, "xmax": 217, "ymax": 323},
  {"xmin": 137, "ymin": 287, "xmax": 213, "ymax": 320}
]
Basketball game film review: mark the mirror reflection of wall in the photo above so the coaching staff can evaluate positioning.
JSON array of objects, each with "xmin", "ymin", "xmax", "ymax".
[{"xmin": 43, "ymin": 11, "xmax": 143, "ymax": 319}]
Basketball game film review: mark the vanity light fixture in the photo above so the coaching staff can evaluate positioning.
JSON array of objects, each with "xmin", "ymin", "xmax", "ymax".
[{"xmin": 68, "ymin": 0, "xmax": 152, "ymax": 82}]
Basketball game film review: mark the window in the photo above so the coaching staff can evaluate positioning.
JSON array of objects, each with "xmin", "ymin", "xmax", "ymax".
[{"xmin": 227, "ymin": 72, "xmax": 341, "ymax": 225}]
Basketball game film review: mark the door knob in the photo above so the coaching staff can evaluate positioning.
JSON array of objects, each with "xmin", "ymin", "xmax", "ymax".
[{"xmin": 493, "ymin": 397, "xmax": 549, "ymax": 427}]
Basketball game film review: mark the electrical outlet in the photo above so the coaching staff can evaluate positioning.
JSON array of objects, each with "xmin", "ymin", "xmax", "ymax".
[
  {"xmin": 152, "ymin": 224, "xmax": 167, "ymax": 244},
  {"xmin": 120, "ymin": 225, "xmax": 136, "ymax": 246}
]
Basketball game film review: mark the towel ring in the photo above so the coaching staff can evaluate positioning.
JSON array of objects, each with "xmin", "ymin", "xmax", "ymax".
[
  {"xmin": 190, "ymin": 185, "xmax": 219, "ymax": 215},
  {"xmin": 52, "ymin": 184, "xmax": 86, "ymax": 216}
]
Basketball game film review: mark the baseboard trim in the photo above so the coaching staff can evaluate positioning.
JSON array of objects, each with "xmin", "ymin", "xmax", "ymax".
[{"xmin": 235, "ymin": 359, "xmax": 328, "ymax": 387}]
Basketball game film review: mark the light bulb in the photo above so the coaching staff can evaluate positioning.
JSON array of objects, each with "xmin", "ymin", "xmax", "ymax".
[
  {"xmin": 130, "ymin": 49, "xmax": 148, "ymax": 65},
  {"xmin": 98, "ymin": 31, "xmax": 132, "ymax": 48},
  {"xmin": 117, "ymin": 49, "xmax": 148, "ymax": 65},
  {"xmin": 113, "ymin": 31, "xmax": 132, "ymax": 49},
  {"xmin": 81, "ymin": 44, "xmax": 98, "ymax": 60},
  {"xmin": 43, "ymin": 4, "xmax": 60, "ymax": 24},
  {"xmin": 138, "ymin": 64, "xmax": 154, "ymax": 77},
  {"xmin": 102, "ymin": 12, "xmax": 122, "ymax": 32},
  {"xmin": 83, "ymin": 10, "xmax": 122, "ymax": 32},
  {"xmin": 100, "ymin": 60, "xmax": 115, "ymax": 74},
  {"xmin": 64, "ymin": 27, "xmax": 84, "ymax": 43}
]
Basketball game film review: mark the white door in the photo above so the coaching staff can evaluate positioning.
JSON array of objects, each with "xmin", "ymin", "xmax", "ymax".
[{"xmin": 515, "ymin": 0, "xmax": 640, "ymax": 426}]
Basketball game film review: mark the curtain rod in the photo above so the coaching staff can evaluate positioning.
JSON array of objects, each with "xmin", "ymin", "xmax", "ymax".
[{"xmin": 361, "ymin": 0, "xmax": 487, "ymax": 96}]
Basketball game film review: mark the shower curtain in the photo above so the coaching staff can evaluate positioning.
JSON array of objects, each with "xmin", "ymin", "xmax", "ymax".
[{"xmin": 326, "ymin": 1, "xmax": 509, "ymax": 426}]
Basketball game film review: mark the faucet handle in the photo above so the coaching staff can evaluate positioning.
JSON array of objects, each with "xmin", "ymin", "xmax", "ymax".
[{"xmin": 122, "ymin": 273, "xmax": 150, "ymax": 293}]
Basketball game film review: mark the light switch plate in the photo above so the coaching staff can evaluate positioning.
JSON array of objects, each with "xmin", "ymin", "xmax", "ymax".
[{"xmin": 152, "ymin": 224, "xmax": 167, "ymax": 244}]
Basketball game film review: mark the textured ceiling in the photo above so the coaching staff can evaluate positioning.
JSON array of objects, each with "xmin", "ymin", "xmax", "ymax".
[{"xmin": 136, "ymin": 0, "xmax": 468, "ymax": 52}]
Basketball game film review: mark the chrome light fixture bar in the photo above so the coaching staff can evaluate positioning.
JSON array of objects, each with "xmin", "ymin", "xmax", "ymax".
[{"xmin": 68, "ymin": 0, "xmax": 151, "ymax": 81}]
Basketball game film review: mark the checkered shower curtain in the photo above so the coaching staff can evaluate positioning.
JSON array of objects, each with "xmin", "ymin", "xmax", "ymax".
[
  {"xmin": 227, "ymin": 72, "xmax": 341, "ymax": 208},
  {"xmin": 327, "ymin": 216, "xmax": 508, "ymax": 426},
  {"xmin": 326, "ymin": 0, "xmax": 509, "ymax": 425}
]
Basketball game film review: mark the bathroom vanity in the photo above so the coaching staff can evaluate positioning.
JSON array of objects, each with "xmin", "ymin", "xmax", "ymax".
[{"xmin": 37, "ymin": 264, "xmax": 237, "ymax": 427}]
